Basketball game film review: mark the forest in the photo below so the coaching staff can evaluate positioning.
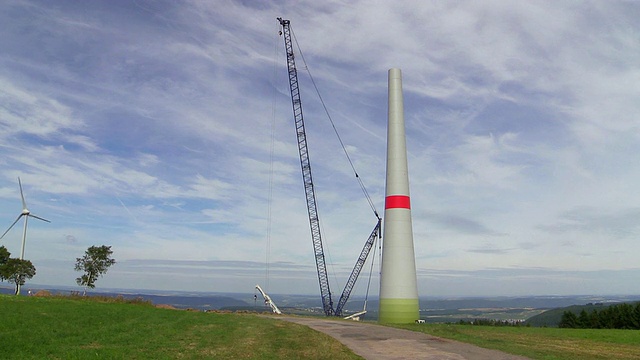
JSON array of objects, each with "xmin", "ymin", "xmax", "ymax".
[{"xmin": 559, "ymin": 302, "xmax": 640, "ymax": 329}]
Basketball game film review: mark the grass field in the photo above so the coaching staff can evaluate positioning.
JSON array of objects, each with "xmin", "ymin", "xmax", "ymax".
[
  {"xmin": 0, "ymin": 295, "xmax": 360, "ymax": 359},
  {"xmin": 4, "ymin": 294, "xmax": 640, "ymax": 359},
  {"xmin": 394, "ymin": 323, "xmax": 640, "ymax": 360}
]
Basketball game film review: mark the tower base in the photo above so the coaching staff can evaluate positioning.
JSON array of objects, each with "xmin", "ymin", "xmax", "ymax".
[{"xmin": 378, "ymin": 298, "xmax": 419, "ymax": 323}]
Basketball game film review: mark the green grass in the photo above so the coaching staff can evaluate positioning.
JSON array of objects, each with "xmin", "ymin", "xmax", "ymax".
[
  {"xmin": 393, "ymin": 323, "xmax": 640, "ymax": 360},
  {"xmin": 6, "ymin": 294, "xmax": 640, "ymax": 359},
  {"xmin": 0, "ymin": 295, "xmax": 361, "ymax": 359}
]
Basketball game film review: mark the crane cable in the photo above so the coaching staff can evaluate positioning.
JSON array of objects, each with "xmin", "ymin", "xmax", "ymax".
[
  {"xmin": 362, "ymin": 235, "xmax": 379, "ymax": 312},
  {"xmin": 264, "ymin": 20, "xmax": 282, "ymax": 293},
  {"xmin": 290, "ymin": 27, "xmax": 380, "ymax": 220}
]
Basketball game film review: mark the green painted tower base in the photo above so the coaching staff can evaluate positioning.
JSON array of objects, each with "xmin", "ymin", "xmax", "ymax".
[{"xmin": 378, "ymin": 298, "xmax": 419, "ymax": 324}]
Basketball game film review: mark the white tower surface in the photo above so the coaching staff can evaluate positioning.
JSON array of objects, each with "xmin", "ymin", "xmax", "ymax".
[{"xmin": 378, "ymin": 68, "xmax": 420, "ymax": 323}]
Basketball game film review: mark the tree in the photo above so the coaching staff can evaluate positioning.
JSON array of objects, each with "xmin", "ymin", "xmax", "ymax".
[
  {"xmin": 0, "ymin": 246, "xmax": 10, "ymax": 271},
  {"xmin": 559, "ymin": 311, "xmax": 578, "ymax": 328},
  {"xmin": 577, "ymin": 309, "xmax": 590, "ymax": 328},
  {"xmin": 0, "ymin": 258, "xmax": 36, "ymax": 295},
  {"xmin": 0, "ymin": 246, "xmax": 10, "ymax": 284},
  {"xmin": 633, "ymin": 303, "xmax": 640, "ymax": 330},
  {"xmin": 74, "ymin": 245, "xmax": 116, "ymax": 295},
  {"xmin": 0, "ymin": 246, "xmax": 36, "ymax": 295}
]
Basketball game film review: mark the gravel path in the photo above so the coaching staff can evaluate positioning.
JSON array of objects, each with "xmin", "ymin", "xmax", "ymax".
[{"xmin": 274, "ymin": 316, "xmax": 531, "ymax": 360}]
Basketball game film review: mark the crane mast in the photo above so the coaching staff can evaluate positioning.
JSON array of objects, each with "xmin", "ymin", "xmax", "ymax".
[{"xmin": 277, "ymin": 17, "xmax": 334, "ymax": 316}]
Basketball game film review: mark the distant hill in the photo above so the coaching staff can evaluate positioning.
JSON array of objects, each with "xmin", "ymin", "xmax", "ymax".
[
  {"xmin": 122, "ymin": 293, "xmax": 250, "ymax": 310},
  {"xmin": 265, "ymin": 295, "xmax": 640, "ymax": 313},
  {"xmin": 0, "ymin": 285, "xmax": 250, "ymax": 310},
  {"xmin": 5, "ymin": 285, "xmax": 640, "ymax": 321}
]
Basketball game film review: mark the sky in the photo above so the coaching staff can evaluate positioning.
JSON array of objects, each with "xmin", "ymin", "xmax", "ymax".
[{"xmin": 1, "ymin": 0, "xmax": 640, "ymax": 299}]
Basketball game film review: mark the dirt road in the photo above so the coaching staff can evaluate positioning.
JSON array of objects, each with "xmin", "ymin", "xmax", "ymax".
[{"xmin": 275, "ymin": 317, "xmax": 530, "ymax": 360}]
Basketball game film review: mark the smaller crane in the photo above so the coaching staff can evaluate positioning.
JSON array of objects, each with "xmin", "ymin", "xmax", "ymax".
[{"xmin": 255, "ymin": 284, "xmax": 282, "ymax": 314}]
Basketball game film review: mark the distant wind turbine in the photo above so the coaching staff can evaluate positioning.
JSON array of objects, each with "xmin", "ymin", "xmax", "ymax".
[{"xmin": 0, "ymin": 177, "xmax": 50, "ymax": 260}]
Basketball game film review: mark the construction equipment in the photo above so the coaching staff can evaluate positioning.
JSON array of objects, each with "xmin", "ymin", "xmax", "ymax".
[
  {"xmin": 335, "ymin": 219, "xmax": 381, "ymax": 317},
  {"xmin": 277, "ymin": 18, "xmax": 380, "ymax": 318},
  {"xmin": 255, "ymin": 284, "xmax": 282, "ymax": 314}
]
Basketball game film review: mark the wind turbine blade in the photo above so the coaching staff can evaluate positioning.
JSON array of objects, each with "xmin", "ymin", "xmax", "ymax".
[
  {"xmin": 18, "ymin": 177, "xmax": 27, "ymax": 210},
  {"xmin": 0, "ymin": 214, "xmax": 23, "ymax": 239},
  {"xmin": 29, "ymin": 214, "xmax": 51, "ymax": 223}
]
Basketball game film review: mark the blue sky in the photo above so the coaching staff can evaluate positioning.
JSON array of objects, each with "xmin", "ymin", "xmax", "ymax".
[{"xmin": 1, "ymin": 0, "xmax": 640, "ymax": 297}]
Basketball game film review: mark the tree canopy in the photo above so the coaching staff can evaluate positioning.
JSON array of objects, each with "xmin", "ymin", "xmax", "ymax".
[
  {"xmin": 74, "ymin": 245, "xmax": 116, "ymax": 294},
  {"xmin": 0, "ymin": 245, "xmax": 10, "ymax": 267},
  {"xmin": 0, "ymin": 257, "xmax": 36, "ymax": 294}
]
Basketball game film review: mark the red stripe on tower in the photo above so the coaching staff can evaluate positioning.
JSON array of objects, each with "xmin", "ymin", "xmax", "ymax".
[{"xmin": 385, "ymin": 195, "xmax": 411, "ymax": 209}]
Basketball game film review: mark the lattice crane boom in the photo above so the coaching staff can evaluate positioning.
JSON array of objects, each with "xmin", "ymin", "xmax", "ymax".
[
  {"xmin": 335, "ymin": 219, "xmax": 381, "ymax": 317},
  {"xmin": 277, "ymin": 17, "xmax": 334, "ymax": 316},
  {"xmin": 277, "ymin": 18, "xmax": 382, "ymax": 318}
]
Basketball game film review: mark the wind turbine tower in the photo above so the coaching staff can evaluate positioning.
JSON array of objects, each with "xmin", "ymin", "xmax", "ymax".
[
  {"xmin": 378, "ymin": 69, "xmax": 420, "ymax": 323},
  {"xmin": 1, "ymin": 177, "xmax": 50, "ymax": 294}
]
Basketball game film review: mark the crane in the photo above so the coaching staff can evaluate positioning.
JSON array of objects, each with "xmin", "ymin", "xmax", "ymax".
[
  {"xmin": 334, "ymin": 219, "xmax": 381, "ymax": 317},
  {"xmin": 277, "ymin": 17, "xmax": 334, "ymax": 316},
  {"xmin": 277, "ymin": 17, "xmax": 381, "ymax": 318}
]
